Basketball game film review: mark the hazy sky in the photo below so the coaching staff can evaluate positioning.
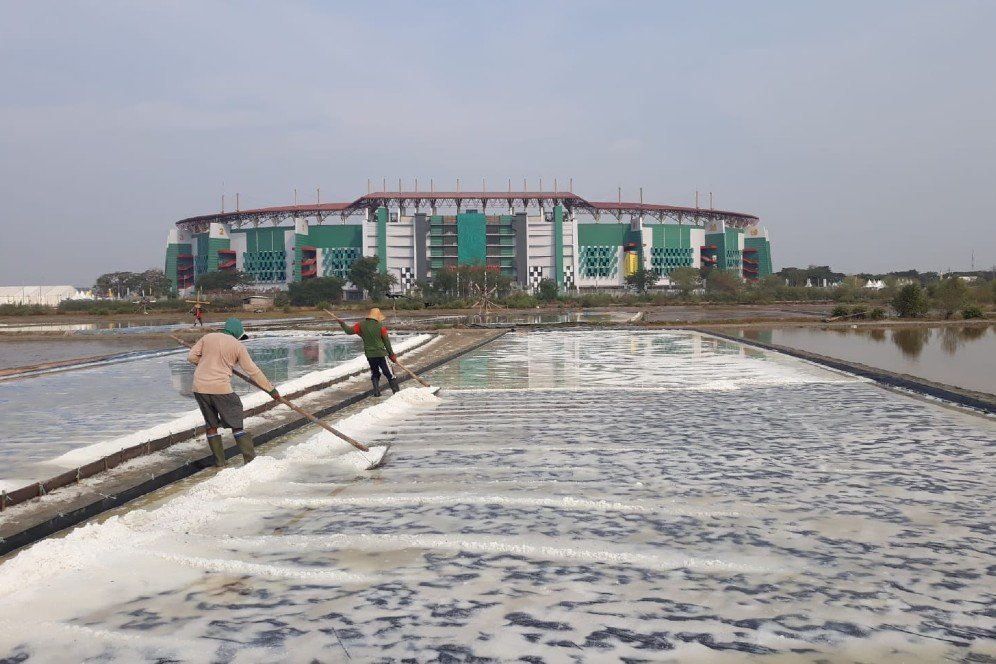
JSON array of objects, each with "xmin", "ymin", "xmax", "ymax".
[{"xmin": 1, "ymin": 0, "xmax": 994, "ymax": 285}]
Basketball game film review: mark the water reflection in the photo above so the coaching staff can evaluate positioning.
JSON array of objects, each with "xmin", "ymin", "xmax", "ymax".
[
  {"xmin": 169, "ymin": 340, "xmax": 354, "ymax": 397},
  {"xmin": 939, "ymin": 324, "xmax": 988, "ymax": 355},
  {"xmin": 891, "ymin": 328, "xmax": 931, "ymax": 358},
  {"xmin": 740, "ymin": 329, "xmax": 774, "ymax": 345},
  {"xmin": 469, "ymin": 311, "xmax": 636, "ymax": 325},
  {"xmin": 732, "ymin": 324, "xmax": 995, "ymax": 394},
  {"xmin": 427, "ymin": 330, "xmax": 793, "ymax": 391}
]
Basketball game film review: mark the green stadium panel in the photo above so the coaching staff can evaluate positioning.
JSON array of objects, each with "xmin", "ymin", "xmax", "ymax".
[
  {"xmin": 577, "ymin": 224, "xmax": 627, "ymax": 278},
  {"xmin": 240, "ymin": 227, "xmax": 287, "ymax": 283},
  {"xmin": 457, "ymin": 211, "xmax": 487, "ymax": 265}
]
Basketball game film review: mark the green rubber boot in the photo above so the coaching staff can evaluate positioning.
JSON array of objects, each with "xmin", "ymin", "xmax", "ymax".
[
  {"xmin": 207, "ymin": 434, "xmax": 226, "ymax": 467},
  {"xmin": 388, "ymin": 377, "xmax": 400, "ymax": 394},
  {"xmin": 234, "ymin": 432, "xmax": 256, "ymax": 464}
]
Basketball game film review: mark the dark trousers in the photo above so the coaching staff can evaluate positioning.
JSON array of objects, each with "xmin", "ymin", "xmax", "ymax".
[
  {"xmin": 193, "ymin": 392, "xmax": 245, "ymax": 430},
  {"xmin": 367, "ymin": 356, "xmax": 394, "ymax": 381}
]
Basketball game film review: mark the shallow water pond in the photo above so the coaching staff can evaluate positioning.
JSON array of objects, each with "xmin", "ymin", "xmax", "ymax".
[{"xmin": 734, "ymin": 324, "xmax": 995, "ymax": 393}]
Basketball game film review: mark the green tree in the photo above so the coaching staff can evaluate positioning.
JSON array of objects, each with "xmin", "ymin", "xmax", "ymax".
[
  {"xmin": 669, "ymin": 267, "xmax": 699, "ymax": 297},
  {"xmin": 347, "ymin": 256, "xmax": 399, "ymax": 299},
  {"xmin": 195, "ymin": 270, "xmax": 253, "ymax": 292},
  {"xmin": 536, "ymin": 278, "xmax": 559, "ymax": 302},
  {"xmin": 777, "ymin": 267, "xmax": 808, "ymax": 287},
  {"xmin": 891, "ymin": 283, "xmax": 929, "ymax": 318},
  {"xmin": 94, "ymin": 271, "xmax": 139, "ymax": 298},
  {"xmin": 288, "ymin": 276, "xmax": 345, "ymax": 306},
  {"xmin": 833, "ymin": 275, "xmax": 866, "ymax": 302},
  {"xmin": 348, "ymin": 256, "xmax": 381, "ymax": 294},
  {"xmin": 427, "ymin": 265, "xmax": 512, "ymax": 299},
  {"xmin": 94, "ymin": 269, "xmax": 174, "ymax": 298},
  {"xmin": 931, "ymin": 276, "xmax": 970, "ymax": 318},
  {"xmin": 624, "ymin": 268, "xmax": 658, "ymax": 293},
  {"xmin": 777, "ymin": 265, "xmax": 845, "ymax": 287},
  {"xmin": 704, "ymin": 269, "xmax": 742, "ymax": 298}
]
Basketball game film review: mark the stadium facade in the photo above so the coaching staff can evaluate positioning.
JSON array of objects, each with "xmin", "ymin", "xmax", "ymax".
[{"xmin": 166, "ymin": 190, "xmax": 771, "ymax": 294}]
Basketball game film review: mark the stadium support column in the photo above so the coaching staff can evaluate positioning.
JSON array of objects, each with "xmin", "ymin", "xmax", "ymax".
[
  {"xmin": 744, "ymin": 226, "xmax": 773, "ymax": 277},
  {"xmin": 414, "ymin": 213, "xmax": 429, "ymax": 283},
  {"xmin": 569, "ymin": 209, "xmax": 580, "ymax": 293},
  {"xmin": 207, "ymin": 223, "xmax": 231, "ymax": 273},
  {"xmin": 375, "ymin": 206, "xmax": 388, "ymax": 274},
  {"xmin": 513, "ymin": 213, "xmax": 529, "ymax": 288},
  {"xmin": 554, "ymin": 204, "xmax": 564, "ymax": 288},
  {"xmin": 293, "ymin": 217, "xmax": 309, "ymax": 282},
  {"xmin": 165, "ymin": 228, "xmax": 193, "ymax": 293}
]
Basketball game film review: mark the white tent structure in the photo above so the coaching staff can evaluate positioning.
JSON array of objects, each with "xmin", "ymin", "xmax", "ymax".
[{"xmin": 0, "ymin": 286, "xmax": 81, "ymax": 306}]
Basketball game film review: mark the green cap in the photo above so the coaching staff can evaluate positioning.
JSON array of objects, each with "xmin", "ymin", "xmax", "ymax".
[{"xmin": 223, "ymin": 317, "xmax": 248, "ymax": 340}]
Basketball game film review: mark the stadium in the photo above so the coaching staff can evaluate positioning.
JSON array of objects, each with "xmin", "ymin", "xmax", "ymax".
[{"xmin": 165, "ymin": 186, "xmax": 772, "ymax": 294}]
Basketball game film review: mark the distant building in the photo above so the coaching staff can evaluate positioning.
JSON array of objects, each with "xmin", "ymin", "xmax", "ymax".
[
  {"xmin": 166, "ymin": 189, "xmax": 772, "ymax": 294},
  {"xmin": 0, "ymin": 285, "xmax": 84, "ymax": 306}
]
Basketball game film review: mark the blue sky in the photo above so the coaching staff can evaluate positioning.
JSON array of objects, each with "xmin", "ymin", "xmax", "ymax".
[{"xmin": 1, "ymin": 0, "xmax": 994, "ymax": 284}]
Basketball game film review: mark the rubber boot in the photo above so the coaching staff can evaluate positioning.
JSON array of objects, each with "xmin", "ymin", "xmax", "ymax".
[
  {"xmin": 388, "ymin": 376, "xmax": 400, "ymax": 394},
  {"xmin": 207, "ymin": 434, "xmax": 226, "ymax": 467},
  {"xmin": 234, "ymin": 431, "xmax": 256, "ymax": 464},
  {"xmin": 371, "ymin": 377, "xmax": 381, "ymax": 397}
]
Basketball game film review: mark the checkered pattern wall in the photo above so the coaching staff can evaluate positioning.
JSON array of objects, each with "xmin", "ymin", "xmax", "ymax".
[
  {"xmin": 528, "ymin": 266, "xmax": 545, "ymax": 292},
  {"xmin": 399, "ymin": 267, "xmax": 417, "ymax": 293},
  {"xmin": 563, "ymin": 268, "xmax": 575, "ymax": 290}
]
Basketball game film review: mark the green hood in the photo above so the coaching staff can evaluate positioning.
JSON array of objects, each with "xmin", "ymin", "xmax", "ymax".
[{"xmin": 223, "ymin": 317, "xmax": 248, "ymax": 340}]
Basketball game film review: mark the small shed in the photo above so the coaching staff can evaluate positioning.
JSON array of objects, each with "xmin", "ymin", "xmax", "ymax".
[{"xmin": 242, "ymin": 295, "xmax": 275, "ymax": 312}]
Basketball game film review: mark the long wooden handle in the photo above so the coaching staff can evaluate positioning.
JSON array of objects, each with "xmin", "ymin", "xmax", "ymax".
[
  {"xmin": 235, "ymin": 369, "xmax": 370, "ymax": 452},
  {"xmin": 393, "ymin": 358, "xmax": 431, "ymax": 387},
  {"xmin": 171, "ymin": 335, "xmax": 370, "ymax": 453}
]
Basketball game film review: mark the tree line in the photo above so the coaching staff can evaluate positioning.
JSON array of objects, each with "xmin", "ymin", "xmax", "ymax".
[{"xmin": 80, "ymin": 260, "xmax": 993, "ymax": 321}]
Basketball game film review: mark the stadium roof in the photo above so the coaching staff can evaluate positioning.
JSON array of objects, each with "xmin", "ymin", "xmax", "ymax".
[{"xmin": 176, "ymin": 191, "xmax": 759, "ymax": 231}]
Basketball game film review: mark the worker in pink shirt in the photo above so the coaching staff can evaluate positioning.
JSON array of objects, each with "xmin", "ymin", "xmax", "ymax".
[{"xmin": 187, "ymin": 317, "xmax": 279, "ymax": 466}]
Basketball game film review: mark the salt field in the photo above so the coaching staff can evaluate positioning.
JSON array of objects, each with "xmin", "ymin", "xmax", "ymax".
[{"xmin": 0, "ymin": 330, "xmax": 994, "ymax": 662}]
